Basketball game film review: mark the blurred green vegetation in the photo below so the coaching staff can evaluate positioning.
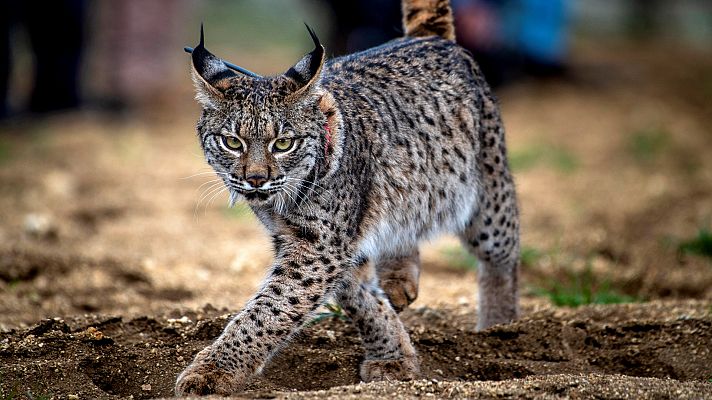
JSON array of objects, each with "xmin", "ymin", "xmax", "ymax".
[
  {"xmin": 628, "ymin": 126, "xmax": 670, "ymax": 163},
  {"xmin": 520, "ymin": 246, "xmax": 544, "ymax": 268},
  {"xmin": 440, "ymin": 245, "xmax": 478, "ymax": 271},
  {"xmin": 534, "ymin": 263, "xmax": 637, "ymax": 307},
  {"xmin": 0, "ymin": 138, "xmax": 11, "ymax": 164},
  {"xmin": 441, "ymin": 240, "xmax": 636, "ymax": 307},
  {"xmin": 678, "ymin": 227, "xmax": 712, "ymax": 259},
  {"xmin": 223, "ymin": 204, "xmax": 256, "ymax": 222},
  {"xmin": 308, "ymin": 303, "xmax": 348, "ymax": 326},
  {"xmin": 509, "ymin": 143, "xmax": 579, "ymax": 173}
]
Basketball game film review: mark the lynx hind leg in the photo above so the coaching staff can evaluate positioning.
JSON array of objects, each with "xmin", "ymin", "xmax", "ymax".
[
  {"xmin": 376, "ymin": 250, "xmax": 421, "ymax": 313},
  {"xmin": 460, "ymin": 186, "xmax": 520, "ymax": 331},
  {"xmin": 460, "ymin": 100, "xmax": 520, "ymax": 330},
  {"xmin": 337, "ymin": 267, "xmax": 419, "ymax": 382}
]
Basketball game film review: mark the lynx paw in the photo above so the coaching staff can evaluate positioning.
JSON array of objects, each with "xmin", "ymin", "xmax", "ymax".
[
  {"xmin": 360, "ymin": 357, "xmax": 420, "ymax": 382},
  {"xmin": 175, "ymin": 347, "xmax": 244, "ymax": 396},
  {"xmin": 381, "ymin": 277, "xmax": 418, "ymax": 312},
  {"xmin": 378, "ymin": 255, "xmax": 420, "ymax": 312}
]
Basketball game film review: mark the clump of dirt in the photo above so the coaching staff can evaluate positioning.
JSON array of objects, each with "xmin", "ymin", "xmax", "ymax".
[{"xmin": 1, "ymin": 301, "xmax": 710, "ymax": 399}]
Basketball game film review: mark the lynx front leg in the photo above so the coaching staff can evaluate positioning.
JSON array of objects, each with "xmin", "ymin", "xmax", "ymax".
[
  {"xmin": 175, "ymin": 238, "xmax": 343, "ymax": 395},
  {"xmin": 337, "ymin": 265, "xmax": 419, "ymax": 382},
  {"xmin": 376, "ymin": 249, "xmax": 421, "ymax": 312}
]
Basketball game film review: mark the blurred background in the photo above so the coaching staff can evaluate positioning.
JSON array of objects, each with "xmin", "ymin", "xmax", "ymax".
[{"xmin": 0, "ymin": 0, "xmax": 710, "ymax": 329}]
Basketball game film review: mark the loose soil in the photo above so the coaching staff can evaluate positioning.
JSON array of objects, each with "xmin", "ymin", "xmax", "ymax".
[
  {"xmin": 1, "ymin": 41, "xmax": 711, "ymax": 398},
  {"xmin": 2, "ymin": 302, "xmax": 711, "ymax": 399}
]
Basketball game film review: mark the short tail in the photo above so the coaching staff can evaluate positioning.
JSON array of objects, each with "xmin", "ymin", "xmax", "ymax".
[{"xmin": 402, "ymin": 0, "xmax": 455, "ymax": 41}]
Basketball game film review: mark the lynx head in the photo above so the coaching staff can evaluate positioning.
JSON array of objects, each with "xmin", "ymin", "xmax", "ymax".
[{"xmin": 189, "ymin": 25, "xmax": 342, "ymax": 212}]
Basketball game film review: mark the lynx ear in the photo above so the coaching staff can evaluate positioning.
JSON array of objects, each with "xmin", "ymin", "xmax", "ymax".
[
  {"xmin": 190, "ymin": 25, "xmax": 238, "ymax": 108},
  {"xmin": 283, "ymin": 24, "xmax": 325, "ymax": 99}
]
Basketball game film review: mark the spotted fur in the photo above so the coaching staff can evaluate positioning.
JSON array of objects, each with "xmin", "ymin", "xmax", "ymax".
[{"xmin": 176, "ymin": 0, "xmax": 519, "ymax": 395}]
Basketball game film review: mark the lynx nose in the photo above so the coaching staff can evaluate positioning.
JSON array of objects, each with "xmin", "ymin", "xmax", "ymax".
[{"xmin": 246, "ymin": 174, "xmax": 268, "ymax": 188}]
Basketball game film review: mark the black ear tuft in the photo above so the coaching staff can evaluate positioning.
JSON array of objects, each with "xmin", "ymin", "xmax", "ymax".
[
  {"xmin": 283, "ymin": 24, "xmax": 325, "ymax": 96},
  {"xmin": 191, "ymin": 25, "xmax": 237, "ymax": 91},
  {"xmin": 186, "ymin": 24, "xmax": 261, "ymax": 82},
  {"xmin": 305, "ymin": 23, "xmax": 320, "ymax": 49}
]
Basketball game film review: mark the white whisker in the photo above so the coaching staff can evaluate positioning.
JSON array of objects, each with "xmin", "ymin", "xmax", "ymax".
[
  {"xmin": 274, "ymin": 192, "xmax": 284, "ymax": 215},
  {"xmin": 282, "ymin": 181, "xmax": 317, "ymax": 216},
  {"xmin": 195, "ymin": 178, "xmax": 225, "ymax": 192},
  {"xmin": 206, "ymin": 186, "xmax": 228, "ymax": 214},
  {"xmin": 197, "ymin": 181, "xmax": 225, "ymax": 202},
  {"xmin": 279, "ymin": 184, "xmax": 299, "ymax": 214},
  {"xmin": 284, "ymin": 176, "xmax": 334, "ymax": 201},
  {"xmin": 194, "ymin": 182, "xmax": 227, "ymax": 219},
  {"xmin": 180, "ymin": 171, "xmax": 229, "ymax": 180}
]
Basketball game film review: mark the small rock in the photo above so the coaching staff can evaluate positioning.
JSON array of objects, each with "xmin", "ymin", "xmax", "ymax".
[
  {"xmin": 77, "ymin": 326, "xmax": 113, "ymax": 344},
  {"xmin": 167, "ymin": 316, "xmax": 191, "ymax": 324},
  {"xmin": 141, "ymin": 383, "xmax": 151, "ymax": 391},
  {"xmin": 84, "ymin": 327, "xmax": 104, "ymax": 340},
  {"xmin": 23, "ymin": 213, "xmax": 58, "ymax": 240}
]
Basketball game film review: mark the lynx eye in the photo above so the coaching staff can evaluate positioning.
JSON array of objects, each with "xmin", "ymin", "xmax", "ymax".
[
  {"xmin": 221, "ymin": 136, "xmax": 243, "ymax": 151},
  {"xmin": 272, "ymin": 138, "xmax": 294, "ymax": 153}
]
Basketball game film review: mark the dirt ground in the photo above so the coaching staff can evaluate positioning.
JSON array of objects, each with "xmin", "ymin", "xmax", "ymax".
[
  {"xmin": 1, "ymin": 42, "xmax": 711, "ymax": 398},
  {"xmin": 1, "ymin": 302, "xmax": 710, "ymax": 399}
]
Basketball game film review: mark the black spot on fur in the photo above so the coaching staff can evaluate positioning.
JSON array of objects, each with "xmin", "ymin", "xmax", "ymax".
[{"xmin": 295, "ymin": 227, "xmax": 319, "ymax": 243}]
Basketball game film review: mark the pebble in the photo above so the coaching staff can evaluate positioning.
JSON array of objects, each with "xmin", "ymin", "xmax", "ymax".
[{"xmin": 23, "ymin": 213, "xmax": 58, "ymax": 240}]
